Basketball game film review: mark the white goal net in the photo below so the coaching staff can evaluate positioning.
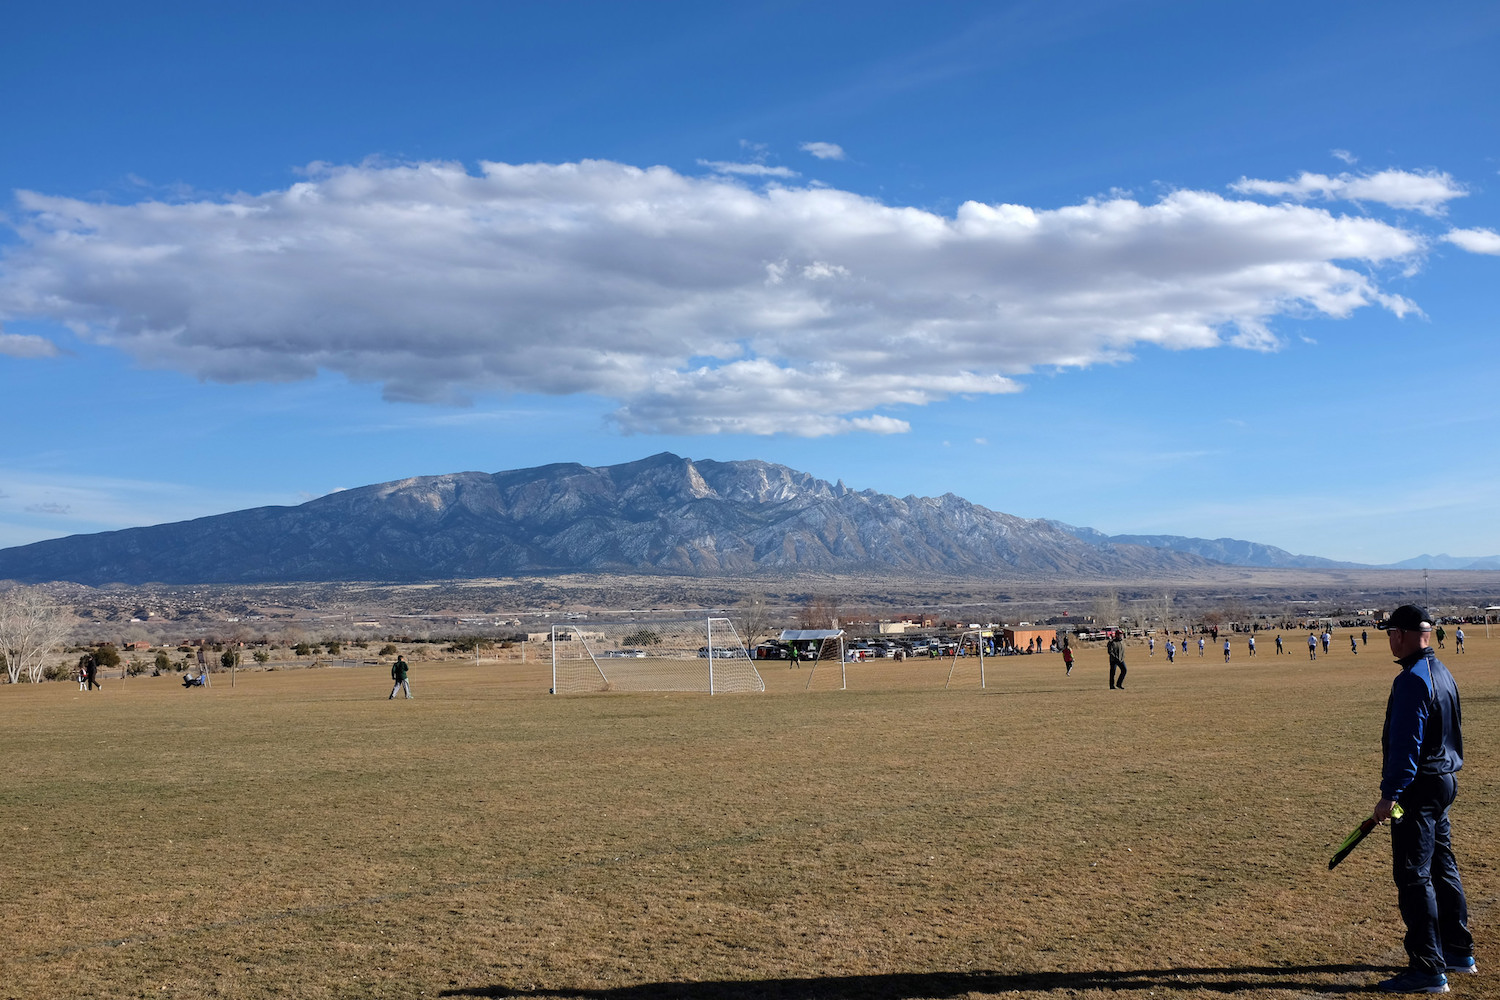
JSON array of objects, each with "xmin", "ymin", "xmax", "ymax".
[{"xmin": 550, "ymin": 618, "xmax": 765, "ymax": 695}]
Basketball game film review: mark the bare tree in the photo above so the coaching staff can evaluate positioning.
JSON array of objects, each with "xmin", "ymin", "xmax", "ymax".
[
  {"xmin": 733, "ymin": 594, "xmax": 778, "ymax": 648},
  {"xmin": 0, "ymin": 587, "xmax": 74, "ymax": 684},
  {"xmin": 1092, "ymin": 589, "xmax": 1121, "ymax": 628},
  {"xmin": 799, "ymin": 595, "xmax": 840, "ymax": 630},
  {"xmin": 1157, "ymin": 590, "xmax": 1175, "ymax": 634}
]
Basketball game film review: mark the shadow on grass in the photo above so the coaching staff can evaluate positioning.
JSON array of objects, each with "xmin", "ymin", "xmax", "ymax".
[{"xmin": 440, "ymin": 962, "xmax": 1394, "ymax": 998}]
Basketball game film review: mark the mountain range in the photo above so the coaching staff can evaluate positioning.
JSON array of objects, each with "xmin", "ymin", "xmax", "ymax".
[{"xmin": 0, "ymin": 453, "xmax": 1493, "ymax": 586}]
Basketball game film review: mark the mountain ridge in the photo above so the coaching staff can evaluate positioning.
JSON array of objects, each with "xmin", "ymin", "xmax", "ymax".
[{"xmin": 0, "ymin": 453, "xmax": 1490, "ymax": 585}]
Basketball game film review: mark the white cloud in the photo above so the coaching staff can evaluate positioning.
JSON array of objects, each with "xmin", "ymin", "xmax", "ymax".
[
  {"xmin": 1444, "ymin": 227, "xmax": 1500, "ymax": 255},
  {"xmin": 1231, "ymin": 168, "xmax": 1466, "ymax": 216},
  {"xmin": 697, "ymin": 159, "xmax": 799, "ymax": 178},
  {"xmin": 1331, "ymin": 149, "xmax": 1357, "ymax": 165},
  {"xmin": 0, "ymin": 158, "xmax": 1458, "ymax": 436},
  {"xmin": 0, "ymin": 325, "xmax": 60, "ymax": 358},
  {"xmin": 801, "ymin": 141, "xmax": 846, "ymax": 161}
]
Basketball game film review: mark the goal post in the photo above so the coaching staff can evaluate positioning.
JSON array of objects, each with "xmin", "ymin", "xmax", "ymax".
[
  {"xmin": 550, "ymin": 617, "xmax": 765, "ymax": 695},
  {"xmin": 945, "ymin": 629, "xmax": 989, "ymax": 690}
]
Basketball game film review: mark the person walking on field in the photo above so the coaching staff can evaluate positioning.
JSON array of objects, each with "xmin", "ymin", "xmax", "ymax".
[
  {"xmin": 1223, "ymin": 638, "xmax": 1231, "ymax": 663},
  {"xmin": 1323, "ymin": 630, "xmax": 1332, "ymax": 654},
  {"xmin": 1149, "ymin": 636, "xmax": 1155, "ymax": 657},
  {"xmin": 1276, "ymin": 633, "xmax": 1284, "ymax": 655},
  {"xmin": 1368, "ymin": 605, "xmax": 1473, "ymax": 993},
  {"xmin": 1455, "ymin": 627, "xmax": 1464, "ymax": 653},
  {"xmin": 1435, "ymin": 625, "xmax": 1446, "ymax": 649},
  {"xmin": 1166, "ymin": 639, "xmax": 1176, "ymax": 663},
  {"xmin": 1062, "ymin": 644, "xmax": 1074, "ymax": 676},
  {"xmin": 389, "ymin": 655, "xmax": 412, "ymax": 700},
  {"xmin": 1248, "ymin": 635, "xmax": 1257, "ymax": 657},
  {"xmin": 1352, "ymin": 634, "xmax": 1359, "ymax": 655},
  {"xmin": 1107, "ymin": 631, "xmax": 1127, "ymax": 690},
  {"xmin": 1309, "ymin": 633, "xmax": 1318, "ymax": 660},
  {"xmin": 1198, "ymin": 636, "xmax": 1205, "ymax": 657}
]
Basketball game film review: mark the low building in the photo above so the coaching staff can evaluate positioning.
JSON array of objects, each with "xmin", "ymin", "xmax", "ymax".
[{"xmin": 1000, "ymin": 626, "xmax": 1057, "ymax": 651}]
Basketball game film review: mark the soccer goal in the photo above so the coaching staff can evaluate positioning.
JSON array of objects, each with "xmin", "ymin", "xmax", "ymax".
[
  {"xmin": 550, "ymin": 617, "xmax": 765, "ymax": 695},
  {"xmin": 945, "ymin": 629, "xmax": 989, "ymax": 689}
]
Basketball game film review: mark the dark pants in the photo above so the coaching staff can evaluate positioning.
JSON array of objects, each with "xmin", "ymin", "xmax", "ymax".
[
  {"xmin": 1109, "ymin": 659, "xmax": 1126, "ymax": 688},
  {"xmin": 1391, "ymin": 772, "xmax": 1472, "ymax": 972}
]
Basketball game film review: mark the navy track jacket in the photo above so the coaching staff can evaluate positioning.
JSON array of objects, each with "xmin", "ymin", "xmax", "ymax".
[{"xmin": 1381, "ymin": 648, "xmax": 1464, "ymax": 800}]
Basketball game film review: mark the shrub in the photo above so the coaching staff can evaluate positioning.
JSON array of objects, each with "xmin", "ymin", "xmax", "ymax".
[
  {"xmin": 93, "ymin": 644, "xmax": 122, "ymax": 669},
  {"xmin": 253, "ymin": 650, "xmax": 269, "ymax": 664},
  {"xmin": 324, "ymin": 641, "xmax": 341, "ymax": 655},
  {"xmin": 294, "ymin": 643, "xmax": 312, "ymax": 657},
  {"xmin": 43, "ymin": 661, "xmax": 74, "ymax": 682},
  {"xmin": 378, "ymin": 644, "xmax": 398, "ymax": 656},
  {"xmin": 126, "ymin": 658, "xmax": 149, "ymax": 677},
  {"xmin": 154, "ymin": 651, "xmax": 171, "ymax": 672}
]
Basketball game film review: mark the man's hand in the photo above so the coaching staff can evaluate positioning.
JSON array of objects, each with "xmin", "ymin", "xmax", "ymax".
[{"xmin": 1374, "ymin": 797, "xmax": 1398, "ymax": 823}]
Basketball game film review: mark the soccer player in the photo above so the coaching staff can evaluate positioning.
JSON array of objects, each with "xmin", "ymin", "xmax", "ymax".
[
  {"xmin": 1107, "ymin": 631, "xmax": 1126, "ymax": 690},
  {"xmin": 389, "ymin": 655, "xmax": 412, "ymax": 699}
]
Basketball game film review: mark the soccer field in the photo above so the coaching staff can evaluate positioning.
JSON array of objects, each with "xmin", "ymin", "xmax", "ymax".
[{"xmin": 3, "ymin": 633, "xmax": 1496, "ymax": 999}]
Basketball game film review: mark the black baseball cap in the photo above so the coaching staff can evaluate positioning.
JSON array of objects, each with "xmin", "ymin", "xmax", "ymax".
[{"xmin": 1378, "ymin": 605, "xmax": 1433, "ymax": 631}]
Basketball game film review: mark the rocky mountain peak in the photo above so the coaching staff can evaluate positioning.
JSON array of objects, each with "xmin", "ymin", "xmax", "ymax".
[{"xmin": 0, "ymin": 452, "xmax": 1221, "ymax": 585}]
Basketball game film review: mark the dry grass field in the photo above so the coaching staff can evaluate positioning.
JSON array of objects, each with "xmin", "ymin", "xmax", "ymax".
[{"xmin": 3, "ymin": 631, "xmax": 1497, "ymax": 999}]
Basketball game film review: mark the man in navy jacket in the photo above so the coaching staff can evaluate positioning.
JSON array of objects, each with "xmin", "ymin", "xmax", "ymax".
[{"xmin": 1371, "ymin": 605, "xmax": 1474, "ymax": 993}]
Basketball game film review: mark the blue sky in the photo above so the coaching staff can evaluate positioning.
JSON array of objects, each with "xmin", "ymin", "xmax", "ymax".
[{"xmin": 2, "ymin": 1, "xmax": 1497, "ymax": 565}]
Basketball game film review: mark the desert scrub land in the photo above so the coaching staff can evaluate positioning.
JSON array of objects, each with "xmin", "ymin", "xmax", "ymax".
[{"xmin": 2, "ymin": 633, "xmax": 1496, "ymax": 999}]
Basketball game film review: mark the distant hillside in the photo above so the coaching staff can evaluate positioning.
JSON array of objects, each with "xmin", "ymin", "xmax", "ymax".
[
  {"xmin": 1378, "ymin": 553, "xmax": 1500, "ymax": 571},
  {"xmin": 1045, "ymin": 524, "xmax": 1360, "ymax": 570},
  {"xmin": 0, "ymin": 453, "xmax": 1220, "ymax": 586}
]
